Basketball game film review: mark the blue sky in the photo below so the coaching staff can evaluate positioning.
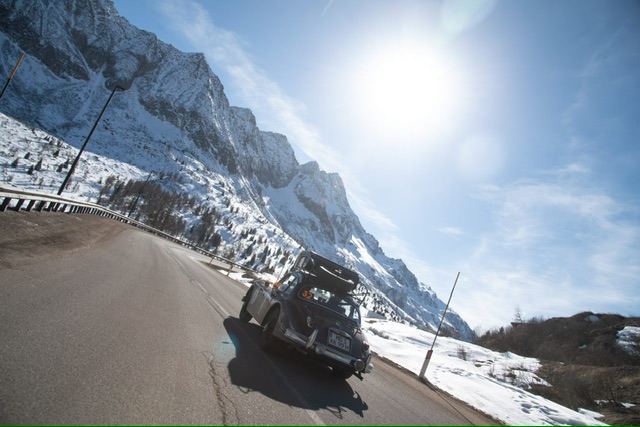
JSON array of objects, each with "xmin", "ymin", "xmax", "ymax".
[{"xmin": 112, "ymin": 0, "xmax": 639, "ymax": 331}]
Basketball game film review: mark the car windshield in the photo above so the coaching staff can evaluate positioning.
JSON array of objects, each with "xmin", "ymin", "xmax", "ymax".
[{"xmin": 298, "ymin": 286, "xmax": 360, "ymax": 323}]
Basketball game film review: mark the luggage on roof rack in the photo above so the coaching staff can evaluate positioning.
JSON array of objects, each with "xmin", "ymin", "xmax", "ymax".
[{"xmin": 291, "ymin": 251, "xmax": 359, "ymax": 294}]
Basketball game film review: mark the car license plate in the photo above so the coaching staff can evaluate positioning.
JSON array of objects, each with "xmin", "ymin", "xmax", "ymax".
[{"xmin": 328, "ymin": 330, "xmax": 351, "ymax": 353}]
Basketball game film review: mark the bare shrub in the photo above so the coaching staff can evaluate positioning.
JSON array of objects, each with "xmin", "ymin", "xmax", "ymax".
[{"xmin": 456, "ymin": 346, "xmax": 468, "ymax": 361}]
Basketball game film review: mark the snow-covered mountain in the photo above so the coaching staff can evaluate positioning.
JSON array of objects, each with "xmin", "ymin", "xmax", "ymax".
[{"xmin": 0, "ymin": 0, "xmax": 474, "ymax": 341}]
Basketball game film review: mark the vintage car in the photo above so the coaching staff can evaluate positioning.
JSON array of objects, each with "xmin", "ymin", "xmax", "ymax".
[{"xmin": 239, "ymin": 251, "xmax": 373, "ymax": 380}]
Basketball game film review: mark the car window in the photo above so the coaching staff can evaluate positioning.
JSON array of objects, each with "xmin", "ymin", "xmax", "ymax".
[
  {"xmin": 298, "ymin": 286, "xmax": 360, "ymax": 322},
  {"xmin": 278, "ymin": 274, "xmax": 297, "ymax": 293}
]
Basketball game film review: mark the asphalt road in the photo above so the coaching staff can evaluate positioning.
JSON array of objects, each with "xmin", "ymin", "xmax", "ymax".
[{"xmin": 0, "ymin": 212, "xmax": 498, "ymax": 425}]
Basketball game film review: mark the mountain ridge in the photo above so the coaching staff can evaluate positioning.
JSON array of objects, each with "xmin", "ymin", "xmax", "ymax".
[{"xmin": 0, "ymin": 0, "xmax": 475, "ymax": 341}]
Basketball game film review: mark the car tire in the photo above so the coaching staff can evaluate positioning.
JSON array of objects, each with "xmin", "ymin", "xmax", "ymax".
[
  {"xmin": 331, "ymin": 367, "xmax": 353, "ymax": 380},
  {"xmin": 260, "ymin": 309, "xmax": 281, "ymax": 352},
  {"xmin": 239, "ymin": 299, "xmax": 252, "ymax": 322}
]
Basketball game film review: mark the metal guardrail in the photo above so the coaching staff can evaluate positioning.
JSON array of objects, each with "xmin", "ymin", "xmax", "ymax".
[{"xmin": 0, "ymin": 183, "xmax": 255, "ymax": 275}]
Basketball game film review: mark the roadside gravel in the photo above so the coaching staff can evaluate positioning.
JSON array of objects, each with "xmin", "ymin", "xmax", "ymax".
[{"xmin": 0, "ymin": 211, "xmax": 128, "ymax": 269}]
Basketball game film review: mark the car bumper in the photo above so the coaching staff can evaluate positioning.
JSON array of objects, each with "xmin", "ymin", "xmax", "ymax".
[{"xmin": 284, "ymin": 327, "xmax": 373, "ymax": 374}]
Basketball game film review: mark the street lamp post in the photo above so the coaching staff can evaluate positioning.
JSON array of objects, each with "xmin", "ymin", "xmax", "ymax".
[
  {"xmin": 419, "ymin": 271, "xmax": 461, "ymax": 381},
  {"xmin": 128, "ymin": 170, "xmax": 155, "ymax": 217},
  {"xmin": 57, "ymin": 85, "xmax": 125, "ymax": 195},
  {"xmin": 0, "ymin": 53, "xmax": 24, "ymax": 101}
]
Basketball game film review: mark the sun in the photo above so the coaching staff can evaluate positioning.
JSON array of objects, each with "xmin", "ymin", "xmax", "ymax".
[{"xmin": 350, "ymin": 41, "xmax": 464, "ymax": 143}]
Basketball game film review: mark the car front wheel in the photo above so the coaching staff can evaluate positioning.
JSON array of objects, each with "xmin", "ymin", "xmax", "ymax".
[
  {"xmin": 260, "ymin": 309, "xmax": 281, "ymax": 352},
  {"xmin": 239, "ymin": 299, "xmax": 252, "ymax": 322}
]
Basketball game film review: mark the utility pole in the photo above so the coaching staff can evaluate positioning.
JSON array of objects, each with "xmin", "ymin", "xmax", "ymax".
[
  {"xmin": 57, "ymin": 85, "xmax": 125, "ymax": 195},
  {"xmin": 0, "ymin": 53, "xmax": 25, "ymax": 101},
  {"xmin": 419, "ymin": 271, "xmax": 461, "ymax": 380}
]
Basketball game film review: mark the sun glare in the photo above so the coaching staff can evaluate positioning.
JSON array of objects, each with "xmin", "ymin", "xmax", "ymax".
[{"xmin": 351, "ymin": 42, "xmax": 464, "ymax": 144}]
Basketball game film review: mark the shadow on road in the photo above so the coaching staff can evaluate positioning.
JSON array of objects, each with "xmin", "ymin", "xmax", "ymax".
[{"xmin": 222, "ymin": 317, "xmax": 369, "ymax": 419}]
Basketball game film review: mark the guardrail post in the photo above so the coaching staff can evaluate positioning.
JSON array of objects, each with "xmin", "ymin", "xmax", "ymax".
[
  {"xmin": 11, "ymin": 199, "xmax": 25, "ymax": 211},
  {"xmin": 26, "ymin": 199, "xmax": 36, "ymax": 211},
  {"xmin": 0, "ymin": 197, "xmax": 11, "ymax": 211},
  {"xmin": 35, "ymin": 201, "xmax": 44, "ymax": 211}
]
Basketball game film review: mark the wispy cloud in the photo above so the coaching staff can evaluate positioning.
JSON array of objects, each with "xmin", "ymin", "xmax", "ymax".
[
  {"xmin": 563, "ymin": 22, "xmax": 639, "ymax": 167},
  {"xmin": 563, "ymin": 25, "xmax": 625, "ymax": 131},
  {"xmin": 464, "ymin": 164, "xmax": 640, "ymax": 327},
  {"xmin": 321, "ymin": 0, "xmax": 335, "ymax": 16},
  {"xmin": 437, "ymin": 226, "xmax": 465, "ymax": 238}
]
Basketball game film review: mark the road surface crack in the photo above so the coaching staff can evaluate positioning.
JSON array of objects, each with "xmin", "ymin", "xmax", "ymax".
[{"xmin": 208, "ymin": 356, "xmax": 240, "ymax": 425}]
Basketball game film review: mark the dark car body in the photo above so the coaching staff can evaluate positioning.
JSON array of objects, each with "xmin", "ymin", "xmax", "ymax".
[{"xmin": 239, "ymin": 251, "xmax": 373, "ymax": 379}]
